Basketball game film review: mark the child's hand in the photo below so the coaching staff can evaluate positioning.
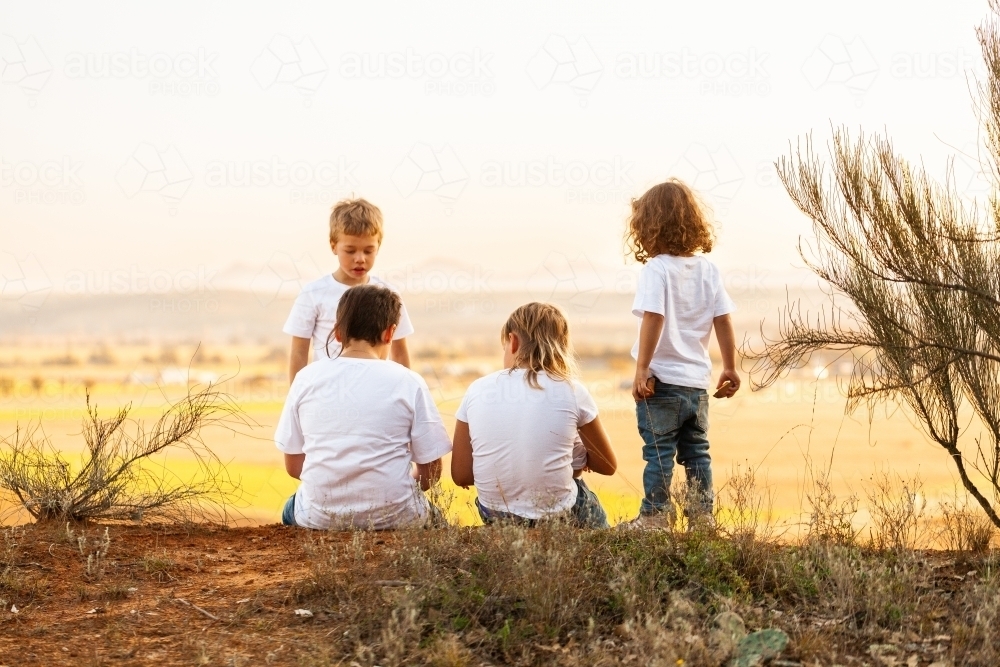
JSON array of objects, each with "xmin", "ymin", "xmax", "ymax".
[
  {"xmin": 632, "ymin": 369, "xmax": 656, "ymax": 401},
  {"xmin": 714, "ymin": 369, "xmax": 741, "ymax": 399}
]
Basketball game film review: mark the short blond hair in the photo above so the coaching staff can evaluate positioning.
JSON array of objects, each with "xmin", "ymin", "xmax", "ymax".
[
  {"xmin": 329, "ymin": 198, "xmax": 383, "ymax": 244},
  {"xmin": 501, "ymin": 302, "xmax": 578, "ymax": 389}
]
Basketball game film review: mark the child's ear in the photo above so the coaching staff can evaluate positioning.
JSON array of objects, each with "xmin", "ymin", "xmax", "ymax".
[
  {"xmin": 334, "ymin": 326, "xmax": 343, "ymax": 343},
  {"xmin": 509, "ymin": 332, "xmax": 519, "ymax": 355},
  {"xmin": 383, "ymin": 324, "xmax": 397, "ymax": 345}
]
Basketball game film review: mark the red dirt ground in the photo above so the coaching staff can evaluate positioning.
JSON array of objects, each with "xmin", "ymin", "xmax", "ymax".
[{"xmin": 0, "ymin": 523, "xmax": 345, "ymax": 666}]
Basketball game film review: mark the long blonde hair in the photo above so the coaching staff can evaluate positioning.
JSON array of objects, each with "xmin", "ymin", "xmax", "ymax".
[{"xmin": 501, "ymin": 302, "xmax": 578, "ymax": 388}]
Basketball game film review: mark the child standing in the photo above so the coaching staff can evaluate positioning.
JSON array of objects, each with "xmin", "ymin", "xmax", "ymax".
[
  {"xmin": 627, "ymin": 180, "xmax": 739, "ymax": 526},
  {"xmin": 283, "ymin": 198, "xmax": 414, "ymax": 382},
  {"xmin": 451, "ymin": 303, "xmax": 618, "ymax": 528}
]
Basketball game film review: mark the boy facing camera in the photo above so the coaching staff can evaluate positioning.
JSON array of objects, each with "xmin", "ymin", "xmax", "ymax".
[
  {"xmin": 275, "ymin": 284, "xmax": 451, "ymax": 530},
  {"xmin": 284, "ymin": 198, "xmax": 414, "ymax": 382}
]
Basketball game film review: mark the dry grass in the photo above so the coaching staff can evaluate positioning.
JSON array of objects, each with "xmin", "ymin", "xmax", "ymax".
[
  {"xmin": 280, "ymin": 474, "xmax": 1000, "ymax": 666},
  {"xmin": 0, "ymin": 384, "xmax": 250, "ymax": 523}
]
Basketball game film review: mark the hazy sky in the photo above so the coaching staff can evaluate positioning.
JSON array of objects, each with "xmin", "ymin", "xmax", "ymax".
[{"xmin": 0, "ymin": 0, "xmax": 991, "ymax": 300}]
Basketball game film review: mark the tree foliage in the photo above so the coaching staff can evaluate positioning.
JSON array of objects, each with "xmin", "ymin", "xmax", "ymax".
[{"xmin": 746, "ymin": 3, "xmax": 1000, "ymax": 527}]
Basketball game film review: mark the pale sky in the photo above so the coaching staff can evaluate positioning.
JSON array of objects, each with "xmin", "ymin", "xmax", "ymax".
[{"xmin": 0, "ymin": 0, "xmax": 990, "ymax": 299}]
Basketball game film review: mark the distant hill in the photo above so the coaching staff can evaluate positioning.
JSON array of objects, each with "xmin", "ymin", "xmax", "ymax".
[{"xmin": 0, "ymin": 286, "xmax": 830, "ymax": 352}]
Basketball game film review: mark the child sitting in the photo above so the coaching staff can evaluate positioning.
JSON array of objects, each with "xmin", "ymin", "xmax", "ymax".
[
  {"xmin": 283, "ymin": 198, "xmax": 414, "ymax": 382},
  {"xmin": 451, "ymin": 302, "xmax": 617, "ymax": 527},
  {"xmin": 275, "ymin": 284, "xmax": 451, "ymax": 530},
  {"xmin": 626, "ymin": 179, "xmax": 740, "ymax": 527}
]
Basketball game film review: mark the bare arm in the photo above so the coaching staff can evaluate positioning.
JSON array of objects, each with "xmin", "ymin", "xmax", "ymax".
[
  {"xmin": 415, "ymin": 458, "xmax": 442, "ymax": 491},
  {"xmin": 284, "ymin": 453, "xmax": 305, "ymax": 480},
  {"xmin": 289, "ymin": 336, "xmax": 311, "ymax": 384},
  {"xmin": 450, "ymin": 420, "xmax": 475, "ymax": 488},
  {"xmin": 712, "ymin": 313, "xmax": 740, "ymax": 398},
  {"xmin": 578, "ymin": 416, "xmax": 617, "ymax": 475},
  {"xmin": 390, "ymin": 338, "xmax": 411, "ymax": 368},
  {"xmin": 633, "ymin": 311, "xmax": 664, "ymax": 401}
]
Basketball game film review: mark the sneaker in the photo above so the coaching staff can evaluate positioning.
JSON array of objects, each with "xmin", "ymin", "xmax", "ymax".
[{"xmin": 620, "ymin": 512, "xmax": 674, "ymax": 530}]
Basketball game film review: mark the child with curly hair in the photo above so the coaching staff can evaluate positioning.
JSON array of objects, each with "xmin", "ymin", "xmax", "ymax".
[{"xmin": 626, "ymin": 179, "xmax": 739, "ymax": 527}]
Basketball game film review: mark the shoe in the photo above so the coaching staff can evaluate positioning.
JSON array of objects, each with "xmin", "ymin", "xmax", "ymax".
[{"xmin": 620, "ymin": 512, "xmax": 674, "ymax": 530}]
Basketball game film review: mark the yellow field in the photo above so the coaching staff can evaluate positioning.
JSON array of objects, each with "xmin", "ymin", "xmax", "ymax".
[{"xmin": 0, "ymin": 343, "xmax": 980, "ymax": 530}]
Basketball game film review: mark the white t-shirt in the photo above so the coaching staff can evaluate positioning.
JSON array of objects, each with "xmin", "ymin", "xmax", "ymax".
[
  {"xmin": 274, "ymin": 357, "xmax": 452, "ymax": 529},
  {"xmin": 282, "ymin": 274, "xmax": 415, "ymax": 360},
  {"xmin": 455, "ymin": 369, "xmax": 599, "ymax": 519},
  {"xmin": 630, "ymin": 254, "xmax": 736, "ymax": 389}
]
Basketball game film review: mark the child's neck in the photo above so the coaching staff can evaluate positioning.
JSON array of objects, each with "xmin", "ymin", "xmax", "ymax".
[{"xmin": 340, "ymin": 340, "xmax": 387, "ymax": 360}]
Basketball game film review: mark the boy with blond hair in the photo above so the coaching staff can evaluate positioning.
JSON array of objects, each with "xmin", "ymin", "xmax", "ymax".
[{"xmin": 284, "ymin": 198, "xmax": 414, "ymax": 381}]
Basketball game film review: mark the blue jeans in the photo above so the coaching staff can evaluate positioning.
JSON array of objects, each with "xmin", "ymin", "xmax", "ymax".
[
  {"xmin": 281, "ymin": 492, "xmax": 444, "ymax": 529},
  {"xmin": 476, "ymin": 478, "xmax": 609, "ymax": 528},
  {"xmin": 281, "ymin": 493, "xmax": 297, "ymax": 526},
  {"xmin": 636, "ymin": 379, "xmax": 713, "ymax": 517}
]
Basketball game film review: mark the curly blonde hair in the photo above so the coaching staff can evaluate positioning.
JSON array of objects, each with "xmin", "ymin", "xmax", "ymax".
[
  {"xmin": 625, "ymin": 179, "xmax": 715, "ymax": 263},
  {"xmin": 501, "ymin": 302, "xmax": 578, "ymax": 389}
]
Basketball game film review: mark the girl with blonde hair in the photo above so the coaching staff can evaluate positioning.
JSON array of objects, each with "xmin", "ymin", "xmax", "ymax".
[{"xmin": 451, "ymin": 302, "xmax": 617, "ymax": 527}]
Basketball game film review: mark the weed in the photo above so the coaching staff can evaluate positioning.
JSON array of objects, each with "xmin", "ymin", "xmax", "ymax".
[
  {"xmin": 865, "ymin": 470, "xmax": 927, "ymax": 552},
  {"xmin": 940, "ymin": 492, "xmax": 995, "ymax": 555},
  {"xmin": 0, "ymin": 386, "xmax": 250, "ymax": 522}
]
